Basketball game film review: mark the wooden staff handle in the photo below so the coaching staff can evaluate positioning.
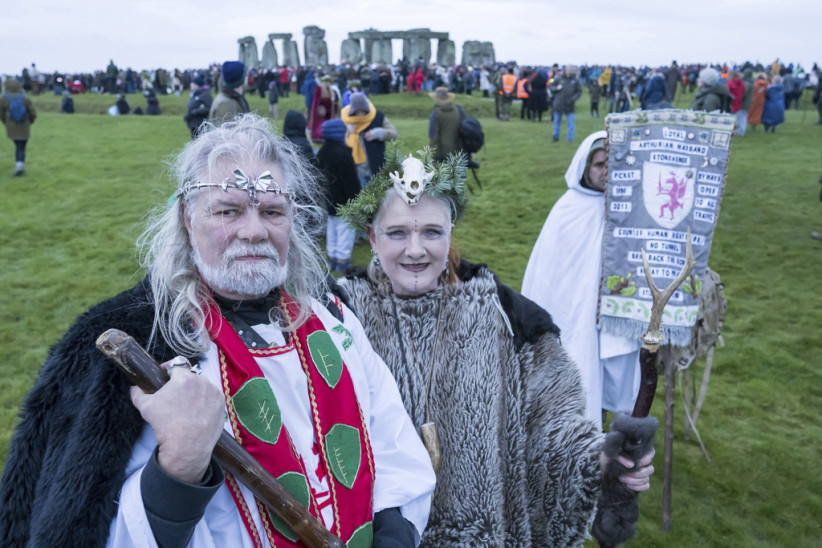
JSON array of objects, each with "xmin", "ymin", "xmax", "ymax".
[
  {"xmin": 632, "ymin": 344, "xmax": 659, "ymax": 418},
  {"xmin": 96, "ymin": 328, "xmax": 343, "ymax": 548}
]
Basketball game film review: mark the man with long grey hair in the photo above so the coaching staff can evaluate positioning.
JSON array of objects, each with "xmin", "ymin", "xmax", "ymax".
[{"xmin": 0, "ymin": 114, "xmax": 435, "ymax": 548}]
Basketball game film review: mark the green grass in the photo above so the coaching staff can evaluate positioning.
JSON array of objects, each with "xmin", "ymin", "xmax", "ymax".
[{"xmin": 2, "ymin": 88, "xmax": 821, "ymax": 546}]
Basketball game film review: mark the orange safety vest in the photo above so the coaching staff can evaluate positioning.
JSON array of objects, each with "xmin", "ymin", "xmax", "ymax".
[
  {"xmin": 500, "ymin": 73, "xmax": 517, "ymax": 95},
  {"xmin": 516, "ymin": 78, "xmax": 529, "ymax": 99}
]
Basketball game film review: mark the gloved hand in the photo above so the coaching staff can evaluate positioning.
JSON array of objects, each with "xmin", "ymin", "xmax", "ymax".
[
  {"xmin": 592, "ymin": 413, "xmax": 659, "ymax": 547},
  {"xmin": 365, "ymin": 127, "xmax": 385, "ymax": 141}
]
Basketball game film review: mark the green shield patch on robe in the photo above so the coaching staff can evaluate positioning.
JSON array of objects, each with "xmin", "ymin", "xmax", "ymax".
[
  {"xmin": 268, "ymin": 471, "xmax": 312, "ymax": 542},
  {"xmin": 324, "ymin": 423, "xmax": 362, "ymax": 489},
  {"xmin": 346, "ymin": 521, "xmax": 373, "ymax": 548},
  {"xmin": 231, "ymin": 377, "xmax": 282, "ymax": 445},
  {"xmin": 307, "ymin": 331, "xmax": 343, "ymax": 388}
]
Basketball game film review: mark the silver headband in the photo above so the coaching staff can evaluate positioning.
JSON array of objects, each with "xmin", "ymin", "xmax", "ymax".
[{"xmin": 177, "ymin": 168, "xmax": 287, "ymax": 206}]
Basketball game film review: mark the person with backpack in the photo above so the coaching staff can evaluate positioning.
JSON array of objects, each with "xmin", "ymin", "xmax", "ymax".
[
  {"xmin": 1, "ymin": 78, "xmax": 37, "ymax": 176},
  {"xmin": 428, "ymin": 87, "xmax": 462, "ymax": 161},
  {"xmin": 690, "ymin": 67, "xmax": 732, "ymax": 113},
  {"xmin": 428, "ymin": 86, "xmax": 484, "ymax": 191}
]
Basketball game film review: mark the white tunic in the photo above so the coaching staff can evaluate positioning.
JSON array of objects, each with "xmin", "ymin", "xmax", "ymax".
[
  {"xmin": 522, "ymin": 131, "xmax": 640, "ymax": 428},
  {"xmin": 108, "ymin": 298, "xmax": 435, "ymax": 547}
]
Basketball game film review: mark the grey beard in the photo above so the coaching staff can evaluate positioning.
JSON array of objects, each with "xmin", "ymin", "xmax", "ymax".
[{"xmin": 192, "ymin": 242, "xmax": 288, "ymax": 298}]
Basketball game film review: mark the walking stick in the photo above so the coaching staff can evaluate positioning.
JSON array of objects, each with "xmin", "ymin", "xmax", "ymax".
[
  {"xmin": 593, "ymin": 227, "xmax": 696, "ymax": 547},
  {"xmin": 96, "ymin": 329, "xmax": 343, "ymax": 548}
]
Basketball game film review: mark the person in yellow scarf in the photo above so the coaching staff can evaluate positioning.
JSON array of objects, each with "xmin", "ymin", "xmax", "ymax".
[{"xmin": 340, "ymin": 92, "xmax": 398, "ymax": 188}]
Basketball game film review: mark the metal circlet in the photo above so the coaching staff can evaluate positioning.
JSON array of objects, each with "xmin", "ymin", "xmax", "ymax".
[{"xmin": 177, "ymin": 168, "xmax": 286, "ymax": 207}]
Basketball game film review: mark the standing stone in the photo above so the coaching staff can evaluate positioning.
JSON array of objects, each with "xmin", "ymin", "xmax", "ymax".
[
  {"xmin": 303, "ymin": 25, "xmax": 328, "ymax": 67},
  {"xmin": 284, "ymin": 39, "xmax": 300, "ymax": 67},
  {"xmin": 341, "ymin": 38, "xmax": 363, "ymax": 65},
  {"xmin": 261, "ymin": 40, "xmax": 279, "ymax": 69},
  {"xmin": 371, "ymin": 39, "xmax": 393, "ymax": 65},
  {"xmin": 462, "ymin": 40, "xmax": 495, "ymax": 67},
  {"xmin": 237, "ymin": 36, "xmax": 259, "ymax": 70},
  {"xmin": 436, "ymin": 39, "xmax": 456, "ymax": 67},
  {"xmin": 403, "ymin": 29, "xmax": 431, "ymax": 64}
]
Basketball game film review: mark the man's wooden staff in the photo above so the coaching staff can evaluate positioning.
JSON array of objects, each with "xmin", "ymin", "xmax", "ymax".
[
  {"xmin": 593, "ymin": 227, "xmax": 696, "ymax": 547},
  {"xmin": 96, "ymin": 328, "xmax": 343, "ymax": 548}
]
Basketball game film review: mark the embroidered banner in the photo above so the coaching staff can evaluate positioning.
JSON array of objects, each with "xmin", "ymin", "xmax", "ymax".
[{"xmin": 599, "ymin": 109, "xmax": 734, "ymax": 346}]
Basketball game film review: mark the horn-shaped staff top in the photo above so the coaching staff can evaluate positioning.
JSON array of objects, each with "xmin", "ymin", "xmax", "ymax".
[{"xmin": 639, "ymin": 226, "xmax": 697, "ymax": 348}]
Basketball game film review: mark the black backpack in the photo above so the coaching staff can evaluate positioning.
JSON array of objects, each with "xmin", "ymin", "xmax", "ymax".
[
  {"xmin": 718, "ymin": 92, "xmax": 732, "ymax": 114},
  {"xmin": 456, "ymin": 105, "xmax": 484, "ymax": 154},
  {"xmin": 455, "ymin": 105, "xmax": 484, "ymax": 192}
]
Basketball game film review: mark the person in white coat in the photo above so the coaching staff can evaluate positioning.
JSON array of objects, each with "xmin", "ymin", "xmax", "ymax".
[{"xmin": 522, "ymin": 131, "xmax": 641, "ymax": 429}]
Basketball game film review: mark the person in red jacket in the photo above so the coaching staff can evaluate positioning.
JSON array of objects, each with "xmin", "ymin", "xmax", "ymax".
[
  {"xmin": 414, "ymin": 67, "xmax": 424, "ymax": 94},
  {"xmin": 278, "ymin": 66, "xmax": 290, "ymax": 97},
  {"xmin": 726, "ymin": 71, "xmax": 748, "ymax": 136}
]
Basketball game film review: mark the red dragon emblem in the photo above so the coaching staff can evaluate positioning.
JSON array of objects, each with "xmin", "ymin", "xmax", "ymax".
[{"xmin": 658, "ymin": 171, "xmax": 687, "ymax": 220}]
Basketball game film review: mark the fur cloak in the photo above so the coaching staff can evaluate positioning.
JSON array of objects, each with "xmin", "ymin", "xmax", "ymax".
[
  {"xmin": 338, "ymin": 261, "xmax": 603, "ymax": 546},
  {"xmin": 0, "ymin": 279, "xmax": 176, "ymax": 548}
]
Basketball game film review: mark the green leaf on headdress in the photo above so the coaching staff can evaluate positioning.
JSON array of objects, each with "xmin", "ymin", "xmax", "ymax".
[{"xmin": 337, "ymin": 143, "xmax": 469, "ymax": 234}]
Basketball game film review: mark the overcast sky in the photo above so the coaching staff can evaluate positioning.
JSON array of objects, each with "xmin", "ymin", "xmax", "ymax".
[{"xmin": 2, "ymin": 0, "xmax": 817, "ymax": 75}]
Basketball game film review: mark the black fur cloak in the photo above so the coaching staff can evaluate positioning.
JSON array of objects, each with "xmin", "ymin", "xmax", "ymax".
[{"xmin": 0, "ymin": 279, "xmax": 176, "ymax": 548}]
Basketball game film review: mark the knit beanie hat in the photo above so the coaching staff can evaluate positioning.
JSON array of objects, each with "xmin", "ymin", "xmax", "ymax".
[
  {"xmin": 348, "ymin": 92, "xmax": 370, "ymax": 115},
  {"xmin": 321, "ymin": 118, "xmax": 347, "ymax": 142},
  {"xmin": 222, "ymin": 61, "xmax": 246, "ymax": 89},
  {"xmin": 699, "ymin": 67, "xmax": 719, "ymax": 87},
  {"xmin": 192, "ymin": 73, "xmax": 205, "ymax": 87}
]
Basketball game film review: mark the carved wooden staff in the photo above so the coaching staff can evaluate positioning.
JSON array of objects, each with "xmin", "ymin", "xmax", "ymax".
[
  {"xmin": 593, "ymin": 227, "xmax": 696, "ymax": 547},
  {"xmin": 634, "ymin": 227, "xmax": 696, "ymax": 418},
  {"xmin": 96, "ymin": 328, "xmax": 343, "ymax": 548}
]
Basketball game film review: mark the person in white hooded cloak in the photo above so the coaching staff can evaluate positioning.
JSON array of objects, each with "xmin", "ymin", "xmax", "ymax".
[{"xmin": 522, "ymin": 131, "xmax": 641, "ymax": 429}]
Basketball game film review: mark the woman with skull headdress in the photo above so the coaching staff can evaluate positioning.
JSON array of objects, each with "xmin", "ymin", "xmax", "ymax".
[{"xmin": 333, "ymin": 147, "xmax": 655, "ymax": 546}]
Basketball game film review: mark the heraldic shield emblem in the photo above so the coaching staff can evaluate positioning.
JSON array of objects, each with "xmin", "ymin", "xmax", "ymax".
[{"xmin": 642, "ymin": 162, "xmax": 694, "ymax": 229}]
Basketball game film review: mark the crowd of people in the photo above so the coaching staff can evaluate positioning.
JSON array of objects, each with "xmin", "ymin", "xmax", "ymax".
[{"xmin": 0, "ymin": 54, "xmax": 819, "ymax": 546}]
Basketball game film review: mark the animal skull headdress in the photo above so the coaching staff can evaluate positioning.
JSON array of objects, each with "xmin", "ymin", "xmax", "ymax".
[
  {"xmin": 337, "ymin": 145, "xmax": 469, "ymax": 234},
  {"xmin": 389, "ymin": 155, "xmax": 435, "ymax": 206}
]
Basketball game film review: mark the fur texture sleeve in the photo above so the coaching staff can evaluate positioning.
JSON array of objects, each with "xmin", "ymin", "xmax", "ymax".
[
  {"xmin": 0, "ymin": 280, "xmax": 174, "ymax": 548},
  {"xmin": 522, "ymin": 331, "xmax": 603, "ymax": 546}
]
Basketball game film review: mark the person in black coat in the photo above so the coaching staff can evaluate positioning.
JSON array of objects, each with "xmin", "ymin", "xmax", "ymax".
[
  {"xmin": 529, "ymin": 71, "xmax": 549, "ymax": 122},
  {"xmin": 316, "ymin": 118, "xmax": 360, "ymax": 272},
  {"xmin": 116, "ymin": 93, "xmax": 130, "ymax": 115},
  {"xmin": 61, "ymin": 91, "xmax": 74, "ymax": 114},
  {"xmin": 144, "ymin": 90, "xmax": 162, "ymax": 115},
  {"xmin": 282, "ymin": 109, "xmax": 316, "ymax": 166},
  {"xmin": 183, "ymin": 74, "xmax": 213, "ymax": 139}
]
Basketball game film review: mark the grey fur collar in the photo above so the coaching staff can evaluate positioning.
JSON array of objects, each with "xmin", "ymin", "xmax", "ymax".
[{"xmin": 340, "ymin": 267, "xmax": 602, "ymax": 546}]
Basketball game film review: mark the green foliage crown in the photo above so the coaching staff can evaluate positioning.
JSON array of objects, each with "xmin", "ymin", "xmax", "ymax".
[{"xmin": 337, "ymin": 144, "xmax": 469, "ymax": 233}]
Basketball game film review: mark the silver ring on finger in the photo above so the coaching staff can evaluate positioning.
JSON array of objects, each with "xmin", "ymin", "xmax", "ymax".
[{"xmin": 169, "ymin": 356, "xmax": 202, "ymax": 375}]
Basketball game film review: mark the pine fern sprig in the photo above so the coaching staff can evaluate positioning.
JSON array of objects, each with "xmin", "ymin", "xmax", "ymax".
[{"xmin": 337, "ymin": 144, "xmax": 469, "ymax": 233}]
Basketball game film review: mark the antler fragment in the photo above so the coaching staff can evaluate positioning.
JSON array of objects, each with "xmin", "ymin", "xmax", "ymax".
[{"xmin": 640, "ymin": 226, "xmax": 696, "ymax": 348}]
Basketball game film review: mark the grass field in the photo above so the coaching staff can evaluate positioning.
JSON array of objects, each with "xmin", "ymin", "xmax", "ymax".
[{"xmin": 1, "ymin": 88, "xmax": 821, "ymax": 546}]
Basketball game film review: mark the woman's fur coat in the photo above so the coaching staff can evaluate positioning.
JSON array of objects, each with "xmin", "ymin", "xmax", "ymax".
[{"xmin": 338, "ymin": 261, "xmax": 603, "ymax": 546}]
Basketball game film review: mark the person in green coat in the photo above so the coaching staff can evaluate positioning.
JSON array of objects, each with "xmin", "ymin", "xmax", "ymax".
[
  {"xmin": 428, "ymin": 87, "xmax": 462, "ymax": 161},
  {"xmin": 0, "ymin": 78, "xmax": 37, "ymax": 176}
]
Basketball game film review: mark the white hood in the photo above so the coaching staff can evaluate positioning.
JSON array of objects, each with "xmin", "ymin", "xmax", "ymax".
[{"xmin": 564, "ymin": 130, "xmax": 607, "ymax": 194}]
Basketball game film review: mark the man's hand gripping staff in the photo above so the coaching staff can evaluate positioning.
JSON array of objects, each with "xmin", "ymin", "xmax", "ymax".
[
  {"xmin": 96, "ymin": 328, "xmax": 344, "ymax": 548},
  {"xmin": 592, "ymin": 228, "xmax": 696, "ymax": 547}
]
